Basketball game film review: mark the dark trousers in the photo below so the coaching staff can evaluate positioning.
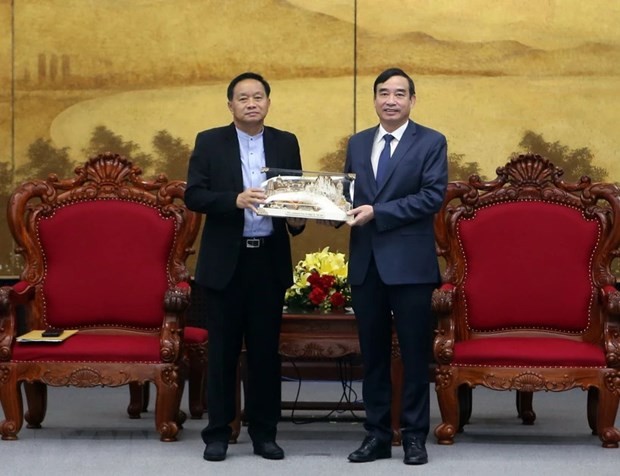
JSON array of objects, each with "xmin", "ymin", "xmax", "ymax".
[
  {"xmin": 352, "ymin": 257, "xmax": 435, "ymax": 442},
  {"xmin": 200, "ymin": 243, "xmax": 285, "ymax": 444}
]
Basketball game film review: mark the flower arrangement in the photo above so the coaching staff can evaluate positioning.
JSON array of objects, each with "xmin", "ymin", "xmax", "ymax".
[{"xmin": 285, "ymin": 247, "xmax": 352, "ymax": 313}]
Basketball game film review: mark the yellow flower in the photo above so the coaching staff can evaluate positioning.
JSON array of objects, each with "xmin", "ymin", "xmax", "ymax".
[{"xmin": 285, "ymin": 247, "xmax": 351, "ymax": 312}]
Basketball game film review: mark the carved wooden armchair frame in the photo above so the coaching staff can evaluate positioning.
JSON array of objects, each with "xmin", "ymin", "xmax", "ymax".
[
  {"xmin": 432, "ymin": 153, "xmax": 620, "ymax": 448},
  {"xmin": 0, "ymin": 153, "xmax": 201, "ymax": 441}
]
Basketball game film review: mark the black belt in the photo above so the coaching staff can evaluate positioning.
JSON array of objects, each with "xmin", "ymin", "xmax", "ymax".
[{"xmin": 241, "ymin": 236, "xmax": 271, "ymax": 248}]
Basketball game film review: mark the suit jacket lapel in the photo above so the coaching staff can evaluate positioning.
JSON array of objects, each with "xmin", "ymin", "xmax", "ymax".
[
  {"xmin": 362, "ymin": 127, "xmax": 378, "ymax": 194},
  {"xmin": 225, "ymin": 123, "xmax": 244, "ymax": 192},
  {"xmin": 264, "ymin": 127, "xmax": 279, "ymax": 168}
]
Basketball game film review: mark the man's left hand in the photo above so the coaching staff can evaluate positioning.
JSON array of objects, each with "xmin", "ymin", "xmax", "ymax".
[{"xmin": 347, "ymin": 205, "xmax": 374, "ymax": 226}]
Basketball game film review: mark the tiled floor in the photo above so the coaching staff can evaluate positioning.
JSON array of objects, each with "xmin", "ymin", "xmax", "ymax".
[{"xmin": 1, "ymin": 380, "xmax": 618, "ymax": 476}]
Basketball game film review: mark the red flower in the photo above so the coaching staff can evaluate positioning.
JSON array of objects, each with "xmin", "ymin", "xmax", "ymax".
[
  {"xmin": 330, "ymin": 291, "xmax": 345, "ymax": 308},
  {"xmin": 308, "ymin": 286, "xmax": 327, "ymax": 305},
  {"xmin": 319, "ymin": 274, "xmax": 336, "ymax": 290},
  {"xmin": 307, "ymin": 272, "xmax": 322, "ymax": 286}
]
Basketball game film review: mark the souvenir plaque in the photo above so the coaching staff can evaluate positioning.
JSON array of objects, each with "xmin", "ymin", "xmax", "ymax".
[{"xmin": 255, "ymin": 168, "xmax": 355, "ymax": 222}]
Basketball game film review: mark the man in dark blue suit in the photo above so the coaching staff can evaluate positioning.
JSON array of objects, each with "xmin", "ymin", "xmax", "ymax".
[
  {"xmin": 344, "ymin": 68, "xmax": 448, "ymax": 465},
  {"xmin": 185, "ymin": 72, "xmax": 305, "ymax": 462}
]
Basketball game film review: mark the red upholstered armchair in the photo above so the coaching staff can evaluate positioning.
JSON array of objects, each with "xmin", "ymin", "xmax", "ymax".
[
  {"xmin": 432, "ymin": 153, "xmax": 620, "ymax": 448},
  {"xmin": 0, "ymin": 153, "xmax": 201, "ymax": 441}
]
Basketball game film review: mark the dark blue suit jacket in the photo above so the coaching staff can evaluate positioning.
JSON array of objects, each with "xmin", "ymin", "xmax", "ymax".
[{"xmin": 344, "ymin": 120, "xmax": 448, "ymax": 286}]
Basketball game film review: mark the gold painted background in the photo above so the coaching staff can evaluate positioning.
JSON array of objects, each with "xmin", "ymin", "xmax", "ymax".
[{"xmin": 1, "ymin": 0, "xmax": 619, "ymax": 274}]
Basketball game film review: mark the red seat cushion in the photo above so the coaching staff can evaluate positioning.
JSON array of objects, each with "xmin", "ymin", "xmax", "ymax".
[
  {"xmin": 12, "ymin": 334, "xmax": 162, "ymax": 363},
  {"xmin": 184, "ymin": 326, "xmax": 208, "ymax": 344},
  {"xmin": 453, "ymin": 337, "xmax": 606, "ymax": 367}
]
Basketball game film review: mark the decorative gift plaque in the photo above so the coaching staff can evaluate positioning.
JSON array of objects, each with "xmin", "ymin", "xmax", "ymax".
[{"xmin": 256, "ymin": 168, "xmax": 355, "ymax": 222}]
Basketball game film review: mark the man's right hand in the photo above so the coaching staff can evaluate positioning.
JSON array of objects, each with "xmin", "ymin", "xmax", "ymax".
[{"xmin": 236, "ymin": 188, "xmax": 266, "ymax": 213}]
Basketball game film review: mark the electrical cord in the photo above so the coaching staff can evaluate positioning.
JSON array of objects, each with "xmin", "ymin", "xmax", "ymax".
[{"xmin": 284, "ymin": 356, "xmax": 364, "ymax": 424}]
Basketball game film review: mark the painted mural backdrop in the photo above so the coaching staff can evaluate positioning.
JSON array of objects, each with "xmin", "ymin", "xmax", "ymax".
[{"xmin": 1, "ymin": 0, "xmax": 619, "ymax": 275}]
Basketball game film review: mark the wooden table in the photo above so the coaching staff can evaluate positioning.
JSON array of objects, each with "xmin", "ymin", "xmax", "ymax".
[{"xmin": 241, "ymin": 311, "xmax": 404, "ymax": 445}]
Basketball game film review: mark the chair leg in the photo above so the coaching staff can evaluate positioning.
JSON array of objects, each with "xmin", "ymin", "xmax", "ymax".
[
  {"xmin": 24, "ymin": 381, "xmax": 47, "ymax": 428},
  {"xmin": 186, "ymin": 342, "xmax": 207, "ymax": 419},
  {"xmin": 434, "ymin": 368, "xmax": 460, "ymax": 445},
  {"xmin": 176, "ymin": 379, "xmax": 187, "ymax": 428},
  {"xmin": 128, "ymin": 382, "xmax": 147, "ymax": 418},
  {"xmin": 142, "ymin": 383, "xmax": 150, "ymax": 412},
  {"xmin": 587, "ymin": 387, "xmax": 598, "ymax": 435},
  {"xmin": 597, "ymin": 376, "xmax": 620, "ymax": 448},
  {"xmin": 154, "ymin": 367, "xmax": 182, "ymax": 442},
  {"xmin": 0, "ymin": 367, "xmax": 24, "ymax": 440},
  {"xmin": 516, "ymin": 390, "xmax": 536, "ymax": 425},
  {"xmin": 457, "ymin": 384, "xmax": 472, "ymax": 432}
]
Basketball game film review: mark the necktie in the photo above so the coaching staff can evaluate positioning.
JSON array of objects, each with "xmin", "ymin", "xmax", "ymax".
[{"xmin": 376, "ymin": 134, "xmax": 394, "ymax": 186}]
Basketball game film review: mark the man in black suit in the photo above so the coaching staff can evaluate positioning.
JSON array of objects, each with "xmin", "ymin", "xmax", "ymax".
[
  {"xmin": 344, "ymin": 68, "xmax": 448, "ymax": 465},
  {"xmin": 185, "ymin": 72, "xmax": 305, "ymax": 462}
]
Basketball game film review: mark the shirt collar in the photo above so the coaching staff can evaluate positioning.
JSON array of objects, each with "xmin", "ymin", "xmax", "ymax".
[
  {"xmin": 376, "ymin": 121, "xmax": 408, "ymax": 143},
  {"xmin": 235, "ymin": 126, "xmax": 264, "ymax": 140}
]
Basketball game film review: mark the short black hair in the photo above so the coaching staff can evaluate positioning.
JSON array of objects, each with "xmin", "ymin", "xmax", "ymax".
[
  {"xmin": 373, "ymin": 68, "xmax": 415, "ymax": 97},
  {"xmin": 227, "ymin": 72, "xmax": 271, "ymax": 100}
]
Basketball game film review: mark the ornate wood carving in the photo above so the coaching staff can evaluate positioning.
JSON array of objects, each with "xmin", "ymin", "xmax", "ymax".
[
  {"xmin": 431, "ymin": 286, "xmax": 455, "ymax": 315},
  {"xmin": 0, "ymin": 154, "xmax": 201, "ymax": 441},
  {"xmin": 604, "ymin": 322, "xmax": 620, "ymax": 367},
  {"xmin": 279, "ymin": 341, "xmax": 356, "ymax": 359},
  {"xmin": 0, "ymin": 365, "xmax": 10, "ymax": 384},
  {"xmin": 434, "ymin": 367, "xmax": 454, "ymax": 389},
  {"xmin": 41, "ymin": 368, "xmax": 132, "ymax": 387},
  {"xmin": 433, "ymin": 328, "xmax": 454, "ymax": 365},
  {"xmin": 604, "ymin": 370, "xmax": 620, "ymax": 394},
  {"xmin": 432, "ymin": 153, "xmax": 620, "ymax": 447},
  {"xmin": 482, "ymin": 372, "xmax": 579, "ymax": 392}
]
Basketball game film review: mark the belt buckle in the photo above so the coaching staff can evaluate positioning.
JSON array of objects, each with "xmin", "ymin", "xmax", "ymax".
[{"xmin": 246, "ymin": 238, "xmax": 260, "ymax": 248}]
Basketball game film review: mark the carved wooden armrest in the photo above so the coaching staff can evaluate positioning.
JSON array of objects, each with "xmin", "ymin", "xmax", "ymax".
[
  {"xmin": 432, "ymin": 284, "xmax": 455, "ymax": 315},
  {"xmin": 164, "ymin": 283, "xmax": 191, "ymax": 313},
  {"xmin": 432, "ymin": 285, "xmax": 456, "ymax": 364},
  {"xmin": 601, "ymin": 285, "xmax": 620, "ymax": 367},
  {"xmin": 160, "ymin": 283, "xmax": 191, "ymax": 363},
  {"xmin": 601, "ymin": 285, "xmax": 620, "ymax": 317}
]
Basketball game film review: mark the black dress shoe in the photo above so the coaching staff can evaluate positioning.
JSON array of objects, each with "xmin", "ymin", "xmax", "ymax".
[
  {"xmin": 203, "ymin": 440, "xmax": 228, "ymax": 461},
  {"xmin": 253, "ymin": 440, "xmax": 285, "ymax": 460},
  {"xmin": 348, "ymin": 435, "xmax": 391, "ymax": 463},
  {"xmin": 403, "ymin": 437, "xmax": 428, "ymax": 465}
]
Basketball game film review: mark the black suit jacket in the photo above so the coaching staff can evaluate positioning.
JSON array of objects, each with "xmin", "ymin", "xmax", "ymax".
[{"xmin": 185, "ymin": 123, "xmax": 303, "ymax": 290}]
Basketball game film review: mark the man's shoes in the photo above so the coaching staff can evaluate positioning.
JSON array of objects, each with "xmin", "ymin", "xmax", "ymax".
[
  {"xmin": 348, "ymin": 435, "xmax": 392, "ymax": 463},
  {"xmin": 203, "ymin": 440, "xmax": 228, "ymax": 462},
  {"xmin": 403, "ymin": 437, "xmax": 428, "ymax": 465},
  {"xmin": 253, "ymin": 440, "xmax": 285, "ymax": 460}
]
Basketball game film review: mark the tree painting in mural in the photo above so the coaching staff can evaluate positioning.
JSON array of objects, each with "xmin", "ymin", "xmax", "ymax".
[
  {"xmin": 152, "ymin": 130, "xmax": 192, "ymax": 180},
  {"xmin": 319, "ymin": 136, "xmax": 350, "ymax": 173},
  {"xmin": 0, "ymin": 162, "xmax": 15, "ymax": 274},
  {"xmin": 0, "ymin": 129, "xmax": 612, "ymax": 274},
  {"xmin": 448, "ymin": 153, "xmax": 486, "ymax": 182},
  {"xmin": 515, "ymin": 130, "xmax": 607, "ymax": 182},
  {"xmin": 15, "ymin": 138, "xmax": 74, "ymax": 181},
  {"xmin": 0, "ymin": 127, "xmax": 192, "ymax": 274},
  {"xmin": 82, "ymin": 125, "xmax": 154, "ymax": 175}
]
